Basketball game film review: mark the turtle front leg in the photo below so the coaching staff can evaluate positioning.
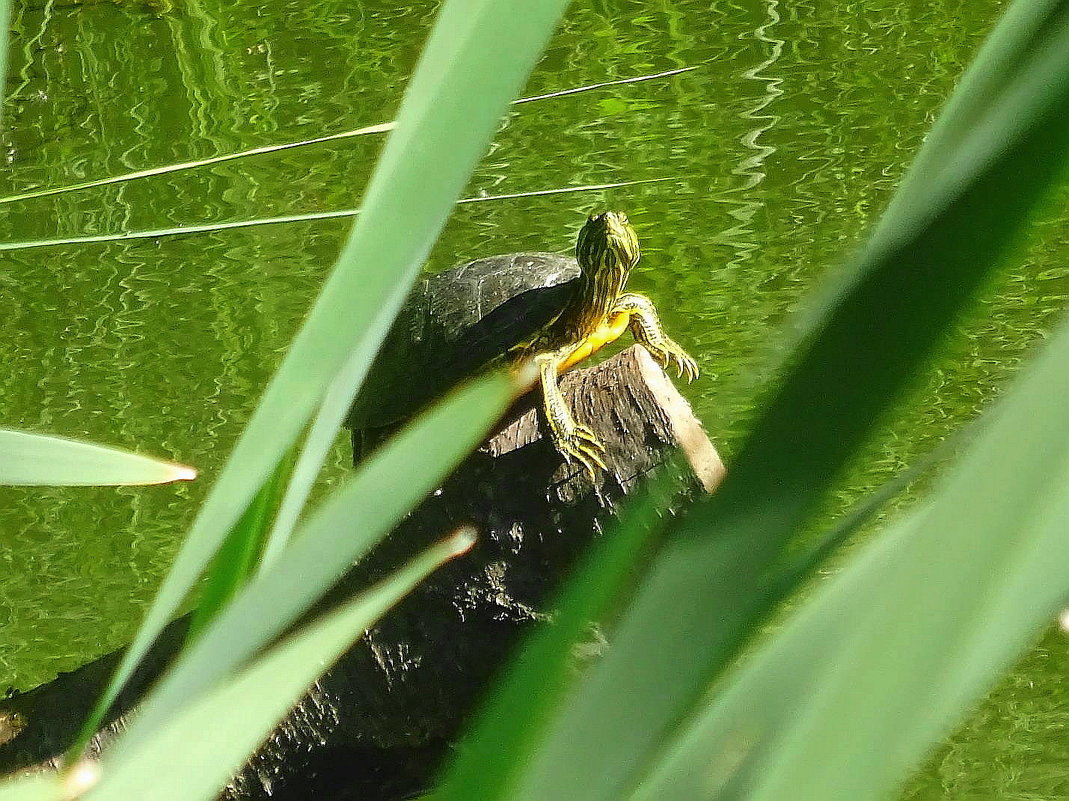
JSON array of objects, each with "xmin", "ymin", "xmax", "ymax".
[
  {"xmin": 535, "ymin": 348, "xmax": 607, "ymax": 478},
  {"xmin": 613, "ymin": 293, "xmax": 699, "ymax": 382}
]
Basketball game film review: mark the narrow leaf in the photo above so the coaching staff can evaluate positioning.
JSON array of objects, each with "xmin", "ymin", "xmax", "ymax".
[
  {"xmin": 87, "ymin": 533, "xmax": 474, "ymax": 801},
  {"xmin": 0, "ymin": 179, "xmax": 669, "ymax": 254},
  {"xmin": 434, "ymin": 466, "xmax": 686, "ymax": 801},
  {"xmin": 633, "ymin": 310, "xmax": 1069, "ymax": 801},
  {"xmin": 79, "ymin": 0, "xmax": 567, "ymax": 749},
  {"xmin": 187, "ymin": 448, "xmax": 294, "ymax": 640},
  {"xmin": 0, "ymin": 0, "xmax": 9, "ymax": 131},
  {"xmin": 497, "ymin": 4, "xmax": 1069, "ymax": 800},
  {"xmin": 105, "ymin": 370, "xmax": 517, "ymax": 756},
  {"xmin": 0, "ymin": 68, "xmax": 686, "ymax": 208},
  {"xmin": 0, "ymin": 775, "xmax": 62, "ymax": 801},
  {"xmin": 0, "ymin": 123, "xmax": 392, "ymax": 207},
  {"xmin": 258, "ymin": 341, "xmax": 382, "ymax": 568},
  {"xmin": 0, "ymin": 430, "xmax": 195, "ymax": 487}
]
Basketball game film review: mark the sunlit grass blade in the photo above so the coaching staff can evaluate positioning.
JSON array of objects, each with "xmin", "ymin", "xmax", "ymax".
[
  {"xmin": 85, "ymin": 531, "xmax": 475, "ymax": 801},
  {"xmin": 0, "ymin": 15, "xmax": 58, "ymax": 793},
  {"xmin": 76, "ymin": 0, "xmax": 567, "ymax": 753},
  {"xmin": 104, "ymin": 369, "xmax": 519, "ymax": 755},
  {"xmin": 490, "ymin": 4, "xmax": 1069, "ymax": 800},
  {"xmin": 0, "ymin": 775, "xmax": 62, "ymax": 801},
  {"xmin": 433, "ymin": 465, "xmax": 685, "ymax": 801},
  {"xmin": 0, "ymin": 0, "xmax": 9, "ymax": 131},
  {"xmin": 258, "ymin": 342, "xmax": 379, "ymax": 569},
  {"xmin": 0, "ymin": 122, "xmax": 393, "ymax": 208},
  {"xmin": 632, "ymin": 310, "xmax": 1069, "ymax": 801},
  {"xmin": 511, "ymin": 66, "xmax": 693, "ymax": 105},
  {"xmin": 0, "ymin": 67, "xmax": 688, "ymax": 208},
  {"xmin": 0, "ymin": 178, "xmax": 672, "ymax": 253},
  {"xmin": 0, "ymin": 430, "xmax": 196, "ymax": 486},
  {"xmin": 186, "ymin": 448, "xmax": 294, "ymax": 640}
]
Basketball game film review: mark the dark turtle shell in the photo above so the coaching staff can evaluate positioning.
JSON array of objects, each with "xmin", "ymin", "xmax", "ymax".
[{"xmin": 346, "ymin": 251, "xmax": 580, "ymax": 432}]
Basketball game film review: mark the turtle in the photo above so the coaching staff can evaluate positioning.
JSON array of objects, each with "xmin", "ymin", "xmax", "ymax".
[{"xmin": 346, "ymin": 211, "xmax": 698, "ymax": 477}]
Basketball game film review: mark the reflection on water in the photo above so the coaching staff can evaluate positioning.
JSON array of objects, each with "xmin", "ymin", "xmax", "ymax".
[
  {"xmin": 715, "ymin": 0, "xmax": 783, "ymax": 268},
  {"xmin": 1, "ymin": 0, "xmax": 1067, "ymax": 796}
]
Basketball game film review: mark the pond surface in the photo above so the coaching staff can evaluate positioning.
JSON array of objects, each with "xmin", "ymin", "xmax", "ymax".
[{"xmin": 1, "ymin": 0, "xmax": 1068, "ymax": 796}]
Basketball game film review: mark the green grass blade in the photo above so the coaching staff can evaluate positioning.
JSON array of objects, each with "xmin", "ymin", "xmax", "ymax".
[
  {"xmin": 86, "ymin": 532, "xmax": 474, "ymax": 801},
  {"xmin": 0, "ymin": 0, "xmax": 9, "ymax": 131},
  {"xmin": 770, "ymin": 413, "xmax": 972, "ymax": 585},
  {"xmin": 186, "ymin": 448, "xmax": 294, "ymax": 640},
  {"xmin": 258, "ymin": 344, "xmax": 378, "ymax": 569},
  {"xmin": 0, "ymin": 26, "xmax": 56, "ymax": 796},
  {"xmin": 493, "ymin": 4, "xmax": 1069, "ymax": 800},
  {"xmin": 458, "ymin": 473, "xmax": 869, "ymax": 801},
  {"xmin": 892, "ymin": 0, "xmax": 1064, "ymax": 205},
  {"xmin": 78, "ymin": 0, "xmax": 566, "ymax": 751},
  {"xmin": 0, "ymin": 67, "xmax": 687, "ymax": 208},
  {"xmin": 0, "ymin": 430, "xmax": 196, "ymax": 486},
  {"xmin": 104, "ymin": 370, "xmax": 518, "ymax": 756},
  {"xmin": 512, "ymin": 67, "xmax": 693, "ymax": 105},
  {"xmin": 0, "ymin": 123, "xmax": 393, "ymax": 207},
  {"xmin": 633, "ymin": 311, "xmax": 1069, "ymax": 801},
  {"xmin": 435, "ymin": 441, "xmax": 926, "ymax": 801},
  {"xmin": 433, "ymin": 465, "xmax": 686, "ymax": 801},
  {"xmin": 0, "ymin": 178, "xmax": 670, "ymax": 254},
  {"xmin": 0, "ymin": 775, "xmax": 62, "ymax": 801}
]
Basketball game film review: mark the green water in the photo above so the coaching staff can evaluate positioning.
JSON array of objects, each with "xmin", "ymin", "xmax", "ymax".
[{"xmin": 2, "ymin": 0, "xmax": 1068, "ymax": 796}]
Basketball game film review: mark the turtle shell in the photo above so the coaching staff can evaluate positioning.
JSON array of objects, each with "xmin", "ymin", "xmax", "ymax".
[{"xmin": 346, "ymin": 251, "xmax": 580, "ymax": 432}]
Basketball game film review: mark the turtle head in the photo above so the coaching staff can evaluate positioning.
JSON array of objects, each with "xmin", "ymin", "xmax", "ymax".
[{"xmin": 576, "ymin": 211, "xmax": 640, "ymax": 276}]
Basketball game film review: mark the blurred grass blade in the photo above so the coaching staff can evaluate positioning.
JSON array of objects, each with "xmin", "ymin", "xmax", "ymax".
[
  {"xmin": 434, "ymin": 466, "xmax": 685, "ymax": 801},
  {"xmin": 187, "ymin": 449, "xmax": 294, "ymax": 640},
  {"xmin": 0, "ymin": 178, "xmax": 669, "ymax": 254},
  {"xmin": 0, "ymin": 67, "xmax": 685, "ymax": 208},
  {"xmin": 893, "ymin": 0, "xmax": 1064, "ymax": 204},
  {"xmin": 88, "ymin": 532, "xmax": 474, "ymax": 801},
  {"xmin": 0, "ymin": 430, "xmax": 195, "ymax": 487},
  {"xmin": 617, "ymin": 427, "xmax": 974, "ymax": 800},
  {"xmin": 770, "ymin": 411, "xmax": 973, "ymax": 584},
  {"xmin": 0, "ymin": 775, "xmax": 62, "ymax": 801},
  {"xmin": 105, "ymin": 370, "xmax": 517, "ymax": 755},
  {"xmin": 633, "ymin": 311, "xmax": 1069, "ymax": 801},
  {"xmin": 494, "ymin": 4, "xmax": 1069, "ymax": 800},
  {"xmin": 78, "ymin": 0, "xmax": 566, "ymax": 751},
  {"xmin": 0, "ymin": 0, "xmax": 8, "ymax": 131}
]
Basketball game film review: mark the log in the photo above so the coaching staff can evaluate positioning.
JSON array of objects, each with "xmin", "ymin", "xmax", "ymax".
[{"xmin": 0, "ymin": 346, "xmax": 723, "ymax": 800}]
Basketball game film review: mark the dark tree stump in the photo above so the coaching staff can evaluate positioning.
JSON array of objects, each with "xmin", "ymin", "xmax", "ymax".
[{"xmin": 0, "ymin": 346, "xmax": 723, "ymax": 800}]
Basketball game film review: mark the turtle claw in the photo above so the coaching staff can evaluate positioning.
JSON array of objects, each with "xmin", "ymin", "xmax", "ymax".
[
  {"xmin": 646, "ymin": 340, "xmax": 699, "ymax": 384},
  {"xmin": 559, "ymin": 423, "xmax": 608, "ymax": 480},
  {"xmin": 676, "ymin": 351, "xmax": 699, "ymax": 383}
]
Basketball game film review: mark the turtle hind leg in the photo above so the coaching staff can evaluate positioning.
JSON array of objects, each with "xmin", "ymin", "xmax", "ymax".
[
  {"xmin": 535, "ymin": 349, "xmax": 607, "ymax": 479},
  {"xmin": 613, "ymin": 293, "xmax": 699, "ymax": 382}
]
